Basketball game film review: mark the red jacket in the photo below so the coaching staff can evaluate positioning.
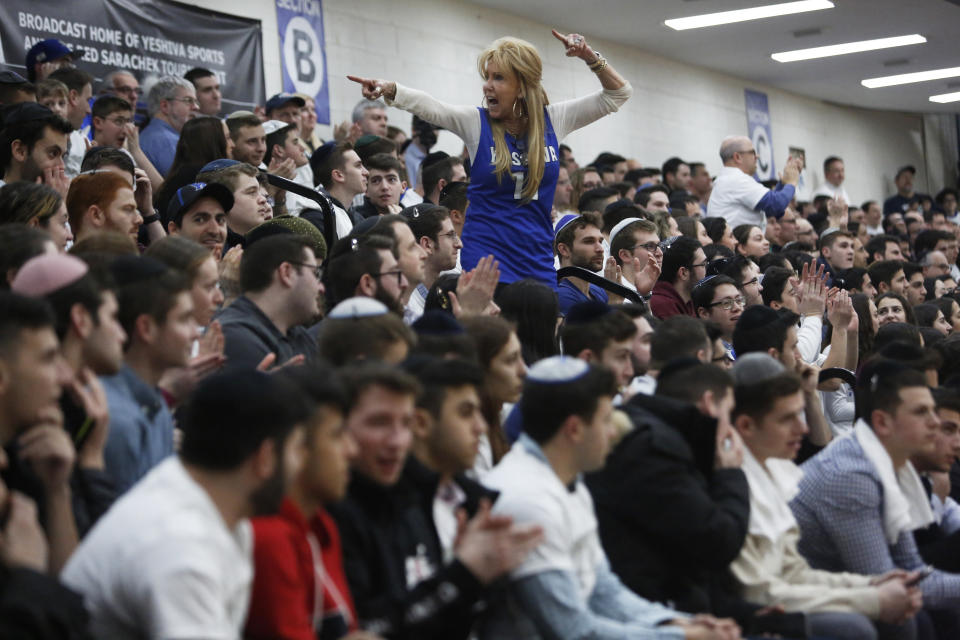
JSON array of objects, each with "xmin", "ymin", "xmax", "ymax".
[
  {"xmin": 245, "ymin": 498, "xmax": 358, "ymax": 640},
  {"xmin": 650, "ymin": 280, "xmax": 696, "ymax": 320}
]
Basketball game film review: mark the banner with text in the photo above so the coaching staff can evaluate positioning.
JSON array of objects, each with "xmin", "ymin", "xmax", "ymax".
[
  {"xmin": 744, "ymin": 89, "xmax": 776, "ymax": 182},
  {"xmin": 0, "ymin": 0, "xmax": 264, "ymax": 111},
  {"xmin": 276, "ymin": 0, "xmax": 330, "ymax": 125}
]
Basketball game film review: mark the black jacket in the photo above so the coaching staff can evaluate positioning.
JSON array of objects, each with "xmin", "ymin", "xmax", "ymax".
[
  {"xmin": 0, "ymin": 566, "xmax": 91, "ymax": 639},
  {"xmin": 329, "ymin": 456, "xmax": 496, "ymax": 639},
  {"xmin": 585, "ymin": 393, "xmax": 750, "ymax": 614}
]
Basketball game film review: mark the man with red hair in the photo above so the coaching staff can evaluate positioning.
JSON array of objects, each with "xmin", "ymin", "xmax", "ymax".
[{"xmin": 66, "ymin": 172, "xmax": 142, "ymax": 244}]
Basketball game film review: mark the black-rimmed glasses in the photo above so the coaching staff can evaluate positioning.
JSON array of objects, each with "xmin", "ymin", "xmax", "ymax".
[{"xmin": 374, "ymin": 270, "xmax": 404, "ymax": 287}]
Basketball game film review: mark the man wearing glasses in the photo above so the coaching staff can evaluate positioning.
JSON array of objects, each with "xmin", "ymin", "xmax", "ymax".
[
  {"xmin": 608, "ymin": 217, "xmax": 662, "ymax": 295},
  {"xmin": 693, "ymin": 275, "xmax": 744, "ymax": 359},
  {"xmin": 650, "ymin": 235, "xmax": 707, "ymax": 320},
  {"xmin": 707, "ymin": 135, "xmax": 801, "ymax": 232},
  {"xmin": 140, "ymin": 76, "xmax": 199, "ymax": 176}
]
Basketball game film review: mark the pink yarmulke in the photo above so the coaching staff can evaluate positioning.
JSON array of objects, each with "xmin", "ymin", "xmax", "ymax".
[{"xmin": 11, "ymin": 254, "xmax": 88, "ymax": 297}]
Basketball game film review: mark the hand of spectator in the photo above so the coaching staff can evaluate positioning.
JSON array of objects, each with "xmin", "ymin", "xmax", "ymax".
[
  {"xmin": 795, "ymin": 360, "xmax": 820, "ymax": 395},
  {"xmin": 0, "ymin": 492, "xmax": 48, "ymax": 572},
  {"xmin": 347, "ymin": 75, "xmax": 397, "ymax": 101},
  {"xmin": 159, "ymin": 353, "xmax": 227, "ymax": 404},
  {"xmin": 198, "ymin": 320, "xmax": 225, "ymax": 358},
  {"xmin": 256, "ymin": 352, "xmax": 306, "ymax": 373},
  {"xmin": 454, "ymin": 498, "xmax": 544, "ymax": 585},
  {"xmin": 133, "ymin": 168, "xmax": 154, "ymax": 216},
  {"xmin": 714, "ymin": 423, "xmax": 744, "ymax": 469},
  {"xmin": 797, "ymin": 262, "xmax": 827, "ymax": 317},
  {"xmin": 455, "ymin": 255, "xmax": 500, "ymax": 317},
  {"xmin": 551, "ymin": 29, "xmax": 597, "ymax": 63},
  {"xmin": 870, "ymin": 569, "xmax": 910, "ymax": 585},
  {"xmin": 876, "ymin": 578, "xmax": 922, "ymax": 624},
  {"xmin": 827, "ymin": 289, "xmax": 853, "ymax": 331},
  {"xmin": 827, "ymin": 197, "xmax": 849, "ymax": 230},
  {"xmin": 218, "ymin": 245, "xmax": 243, "ymax": 301},
  {"xmin": 780, "ymin": 156, "xmax": 801, "ymax": 186},
  {"xmin": 39, "ymin": 165, "xmax": 70, "ymax": 199},
  {"xmin": 754, "ymin": 604, "xmax": 786, "ymax": 616},
  {"xmin": 604, "ymin": 257, "xmax": 624, "ymax": 305},
  {"xmin": 930, "ymin": 471, "xmax": 951, "ymax": 502},
  {"xmin": 267, "ymin": 156, "xmax": 297, "ymax": 181},
  {"xmin": 123, "ymin": 121, "xmax": 141, "ymax": 151},
  {"xmin": 67, "ymin": 367, "xmax": 110, "ymax": 470},
  {"xmin": 633, "ymin": 253, "xmax": 660, "ymax": 295},
  {"xmin": 671, "ymin": 615, "xmax": 742, "ymax": 640},
  {"xmin": 17, "ymin": 419, "xmax": 75, "ymax": 490}
]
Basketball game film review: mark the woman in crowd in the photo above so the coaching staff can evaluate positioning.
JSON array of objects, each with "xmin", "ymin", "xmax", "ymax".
[
  {"xmin": 876, "ymin": 291, "xmax": 916, "ymax": 328},
  {"xmin": 914, "ymin": 302, "xmax": 953, "ymax": 336},
  {"xmin": 934, "ymin": 295, "xmax": 960, "ymax": 334},
  {"xmin": 676, "ymin": 215, "xmax": 711, "ymax": 246},
  {"xmin": 733, "ymin": 223, "xmax": 769, "ymax": 260},
  {"xmin": 497, "ymin": 278, "xmax": 560, "ymax": 365},
  {"xmin": 145, "ymin": 236, "xmax": 227, "ymax": 404},
  {"xmin": 461, "ymin": 315, "xmax": 527, "ymax": 473},
  {"xmin": 0, "ymin": 181, "xmax": 73, "ymax": 252},
  {"xmin": 155, "ymin": 116, "xmax": 232, "ymax": 216},
  {"xmin": 703, "ymin": 216, "xmax": 736, "ymax": 251},
  {"xmin": 349, "ymin": 29, "xmax": 631, "ymax": 287}
]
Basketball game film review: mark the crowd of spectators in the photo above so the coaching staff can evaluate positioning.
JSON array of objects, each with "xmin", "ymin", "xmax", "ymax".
[{"xmin": 1, "ymin": 30, "xmax": 960, "ymax": 640}]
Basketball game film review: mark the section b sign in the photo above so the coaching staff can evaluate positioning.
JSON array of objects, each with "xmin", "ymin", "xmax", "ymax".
[{"xmin": 277, "ymin": 0, "xmax": 330, "ymax": 124}]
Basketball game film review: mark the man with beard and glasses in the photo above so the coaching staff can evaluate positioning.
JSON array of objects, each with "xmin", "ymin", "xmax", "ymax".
[
  {"xmin": 217, "ymin": 235, "xmax": 322, "ymax": 371},
  {"xmin": 63, "ymin": 369, "xmax": 309, "ymax": 640},
  {"xmin": 324, "ymin": 233, "xmax": 409, "ymax": 315}
]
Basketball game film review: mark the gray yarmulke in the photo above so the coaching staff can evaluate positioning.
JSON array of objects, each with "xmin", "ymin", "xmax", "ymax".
[{"xmin": 731, "ymin": 352, "xmax": 785, "ymax": 386}]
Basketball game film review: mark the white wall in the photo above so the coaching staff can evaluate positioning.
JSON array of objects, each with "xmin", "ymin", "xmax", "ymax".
[{"xmin": 181, "ymin": 0, "xmax": 952, "ymax": 203}]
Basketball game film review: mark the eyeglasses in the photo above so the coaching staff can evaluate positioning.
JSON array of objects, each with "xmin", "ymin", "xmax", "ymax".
[
  {"xmin": 630, "ymin": 241, "xmax": 661, "ymax": 253},
  {"xmin": 374, "ymin": 270, "xmax": 404, "ymax": 287},
  {"xmin": 742, "ymin": 276, "xmax": 760, "ymax": 288},
  {"xmin": 688, "ymin": 260, "xmax": 708, "ymax": 269},
  {"xmin": 290, "ymin": 261, "xmax": 323, "ymax": 280},
  {"xmin": 712, "ymin": 354, "xmax": 733, "ymax": 366},
  {"xmin": 739, "ymin": 149, "xmax": 757, "ymax": 156},
  {"xmin": 170, "ymin": 96, "xmax": 199, "ymax": 107},
  {"xmin": 439, "ymin": 230, "xmax": 459, "ymax": 241},
  {"xmin": 708, "ymin": 296, "xmax": 746, "ymax": 311}
]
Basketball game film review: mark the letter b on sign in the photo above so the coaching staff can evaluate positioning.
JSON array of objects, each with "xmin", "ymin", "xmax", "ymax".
[{"xmin": 283, "ymin": 16, "xmax": 324, "ymax": 97}]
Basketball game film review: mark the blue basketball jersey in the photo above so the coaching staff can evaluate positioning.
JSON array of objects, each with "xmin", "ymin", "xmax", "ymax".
[{"xmin": 463, "ymin": 108, "xmax": 560, "ymax": 285}]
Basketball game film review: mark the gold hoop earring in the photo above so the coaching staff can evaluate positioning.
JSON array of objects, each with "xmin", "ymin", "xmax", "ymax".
[{"xmin": 513, "ymin": 99, "xmax": 522, "ymax": 119}]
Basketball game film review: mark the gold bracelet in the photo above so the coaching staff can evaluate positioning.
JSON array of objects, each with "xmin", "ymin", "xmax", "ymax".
[{"xmin": 591, "ymin": 57, "xmax": 608, "ymax": 73}]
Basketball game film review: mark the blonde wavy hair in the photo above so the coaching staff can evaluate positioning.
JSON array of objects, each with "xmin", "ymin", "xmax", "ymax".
[{"xmin": 477, "ymin": 37, "xmax": 549, "ymax": 202}]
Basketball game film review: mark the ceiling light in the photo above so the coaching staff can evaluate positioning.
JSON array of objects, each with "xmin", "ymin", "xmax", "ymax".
[
  {"xmin": 665, "ymin": 0, "xmax": 834, "ymax": 31},
  {"xmin": 771, "ymin": 34, "xmax": 926, "ymax": 62},
  {"xmin": 929, "ymin": 92, "xmax": 960, "ymax": 104},
  {"xmin": 863, "ymin": 66, "xmax": 960, "ymax": 89}
]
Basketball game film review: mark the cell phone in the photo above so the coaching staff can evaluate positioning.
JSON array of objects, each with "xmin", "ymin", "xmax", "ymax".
[{"xmin": 905, "ymin": 565, "xmax": 934, "ymax": 587}]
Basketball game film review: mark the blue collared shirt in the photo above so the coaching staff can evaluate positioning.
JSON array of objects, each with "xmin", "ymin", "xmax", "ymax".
[
  {"xmin": 139, "ymin": 117, "xmax": 180, "ymax": 176},
  {"xmin": 101, "ymin": 365, "xmax": 175, "ymax": 494}
]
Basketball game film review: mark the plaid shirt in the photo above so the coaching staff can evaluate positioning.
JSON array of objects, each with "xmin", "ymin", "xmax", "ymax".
[{"xmin": 790, "ymin": 433, "xmax": 960, "ymax": 609}]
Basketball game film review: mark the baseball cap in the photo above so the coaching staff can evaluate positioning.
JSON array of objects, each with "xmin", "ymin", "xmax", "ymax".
[
  {"xmin": 166, "ymin": 182, "xmax": 235, "ymax": 226},
  {"xmin": 895, "ymin": 165, "xmax": 916, "ymax": 180},
  {"xmin": 265, "ymin": 93, "xmax": 305, "ymax": 113},
  {"xmin": 26, "ymin": 39, "xmax": 84, "ymax": 72},
  {"xmin": 0, "ymin": 71, "xmax": 28, "ymax": 85}
]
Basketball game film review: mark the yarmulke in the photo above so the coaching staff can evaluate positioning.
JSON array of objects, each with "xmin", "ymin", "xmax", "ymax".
[
  {"xmin": 200, "ymin": 158, "xmax": 240, "ymax": 173},
  {"xmin": 246, "ymin": 215, "xmax": 327, "ymax": 260},
  {"xmin": 310, "ymin": 140, "xmax": 336, "ymax": 173},
  {"xmin": 354, "ymin": 134, "xmax": 380, "ymax": 148},
  {"xmin": 527, "ymin": 356, "xmax": 589, "ymax": 383},
  {"xmin": 735, "ymin": 305, "xmax": 781, "ymax": 333},
  {"xmin": 554, "ymin": 213, "xmax": 580, "ymax": 237},
  {"xmin": 11, "ymin": 254, "xmax": 88, "ymax": 297},
  {"xmin": 262, "ymin": 119, "xmax": 292, "ymax": 136},
  {"xmin": 609, "ymin": 217, "xmax": 643, "ymax": 245},
  {"xmin": 731, "ymin": 353, "xmax": 785, "ymax": 386},
  {"xmin": 401, "ymin": 203, "xmax": 443, "ymax": 220},
  {"xmin": 605, "ymin": 198, "xmax": 634, "ymax": 213},
  {"xmin": 226, "ymin": 110, "xmax": 257, "ymax": 120},
  {"xmin": 657, "ymin": 356, "xmax": 702, "ymax": 384},
  {"xmin": 328, "ymin": 297, "xmax": 388, "ymax": 319},
  {"xmin": 412, "ymin": 310, "xmax": 464, "ymax": 336},
  {"xmin": 422, "ymin": 150, "xmax": 450, "ymax": 170},
  {"xmin": 565, "ymin": 300, "xmax": 612, "ymax": 325},
  {"xmin": 352, "ymin": 216, "xmax": 387, "ymax": 237},
  {"xmin": 109, "ymin": 255, "xmax": 168, "ymax": 287},
  {"xmin": 4, "ymin": 102, "xmax": 54, "ymax": 127}
]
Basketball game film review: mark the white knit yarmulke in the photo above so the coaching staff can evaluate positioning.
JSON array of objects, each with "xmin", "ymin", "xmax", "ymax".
[{"xmin": 527, "ymin": 356, "xmax": 589, "ymax": 384}]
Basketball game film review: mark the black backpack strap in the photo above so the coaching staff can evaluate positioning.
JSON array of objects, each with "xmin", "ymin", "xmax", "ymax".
[
  {"xmin": 556, "ymin": 266, "xmax": 646, "ymax": 305},
  {"xmin": 264, "ymin": 173, "xmax": 337, "ymax": 257}
]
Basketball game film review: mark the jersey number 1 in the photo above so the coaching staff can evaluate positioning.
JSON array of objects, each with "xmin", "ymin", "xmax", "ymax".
[{"xmin": 512, "ymin": 173, "xmax": 538, "ymax": 201}]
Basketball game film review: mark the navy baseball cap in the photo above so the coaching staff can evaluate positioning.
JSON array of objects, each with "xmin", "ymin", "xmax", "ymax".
[
  {"xmin": 0, "ymin": 71, "xmax": 28, "ymax": 85},
  {"xmin": 265, "ymin": 93, "xmax": 305, "ymax": 113},
  {"xmin": 26, "ymin": 39, "xmax": 84, "ymax": 74},
  {"xmin": 166, "ymin": 182, "xmax": 235, "ymax": 226}
]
